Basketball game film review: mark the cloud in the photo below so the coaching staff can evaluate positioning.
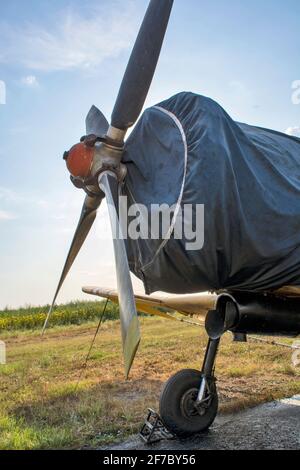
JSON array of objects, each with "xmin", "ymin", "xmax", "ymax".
[
  {"xmin": 0, "ymin": 187, "xmax": 22, "ymax": 203},
  {"xmin": 76, "ymin": 270, "xmax": 100, "ymax": 277},
  {"xmin": 0, "ymin": 210, "xmax": 16, "ymax": 220},
  {"xmin": 8, "ymin": 125, "xmax": 31, "ymax": 136},
  {"xmin": 0, "ymin": 2, "xmax": 138, "ymax": 71},
  {"xmin": 51, "ymin": 214, "xmax": 67, "ymax": 221},
  {"xmin": 20, "ymin": 75, "xmax": 39, "ymax": 87},
  {"xmin": 0, "ymin": 186, "xmax": 49, "ymax": 208},
  {"xmin": 229, "ymin": 80, "xmax": 247, "ymax": 93},
  {"xmin": 0, "ymin": 186, "xmax": 30, "ymax": 204},
  {"xmin": 286, "ymin": 126, "xmax": 300, "ymax": 137},
  {"xmin": 0, "ymin": 80, "xmax": 6, "ymax": 104}
]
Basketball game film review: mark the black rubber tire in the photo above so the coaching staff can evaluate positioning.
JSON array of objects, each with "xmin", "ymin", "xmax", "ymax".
[{"xmin": 159, "ymin": 369, "xmax": 218, "ymax": 438}]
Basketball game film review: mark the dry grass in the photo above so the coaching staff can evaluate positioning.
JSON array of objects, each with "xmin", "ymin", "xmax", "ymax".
[{"xmin": 0, "ymin": 316, "xmax": 299, "ymax": 449}]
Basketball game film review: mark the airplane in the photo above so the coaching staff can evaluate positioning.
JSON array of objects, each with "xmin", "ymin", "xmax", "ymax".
[
  {"xmin": 45, "ymin": 0, "xmax": 300, "ymax": 438},
  {"xmin": 81, "ymin": 285, "xmax": 300, "ymax": 437}
]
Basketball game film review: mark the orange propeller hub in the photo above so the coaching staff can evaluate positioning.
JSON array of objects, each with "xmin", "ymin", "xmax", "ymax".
[{"xmin": 64, "ymin": 142, "xmax": 94, "ymax": 179}]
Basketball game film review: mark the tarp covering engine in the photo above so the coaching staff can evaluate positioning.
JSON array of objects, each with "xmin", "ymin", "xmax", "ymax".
[{"xmin": 122, "ymin": 92, "xmax": 300, "ymax": 294}]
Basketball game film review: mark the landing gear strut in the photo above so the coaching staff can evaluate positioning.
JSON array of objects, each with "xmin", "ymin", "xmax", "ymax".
[{"xmin": 159, "ymin": 338, "xmax": 220, "ymax": 438}]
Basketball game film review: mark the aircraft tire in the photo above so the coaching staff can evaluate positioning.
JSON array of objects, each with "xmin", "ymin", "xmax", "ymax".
[{"xmin": 159, "ymin": 368, "xmax": 218, "ymax": 438}]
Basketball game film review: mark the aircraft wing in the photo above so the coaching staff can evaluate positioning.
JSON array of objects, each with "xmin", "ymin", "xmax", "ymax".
[
  {"xmin": 82, "ymin": 285, "xmax": 300, "ymax": 324},
  {"xmin": 82, "ymin": 286, "xmax": 216, "ymax": 321},
  {"xmin": 272, "ymin": 286, "xmax": 300, "ymax": 297}
]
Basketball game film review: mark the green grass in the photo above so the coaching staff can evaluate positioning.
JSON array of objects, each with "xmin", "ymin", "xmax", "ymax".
[{"xmin": 0, "ymin": 312, "xmax": 299, "ymax": 450}]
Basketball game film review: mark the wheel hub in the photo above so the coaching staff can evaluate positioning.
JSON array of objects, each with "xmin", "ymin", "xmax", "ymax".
[{"xmin": 181, "ymin": 387, "xmax": 207, "ymax": 418}]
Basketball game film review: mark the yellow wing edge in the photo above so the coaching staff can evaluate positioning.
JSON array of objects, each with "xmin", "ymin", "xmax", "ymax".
[{"xmin": 82, "ymin": 286, "xmax": 217, "ymax": 321}]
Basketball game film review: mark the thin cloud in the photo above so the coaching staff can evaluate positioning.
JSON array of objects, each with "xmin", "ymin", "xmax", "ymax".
[
  {"xmin": 76, "ymin": 270, "xmax": 100, "ymax": 277},
  {"xmin": 0, "ymin": 2, "xmax": 138, "ymax": 72},
  {"xmin": 51, "ymin": 214, "xmax": 67, "ymax": 221},
  {"xmin": 286, "ymin": 126, "xmax": 300, "ymax": 137},
  {"xmin": 0, "ymin": 187, "xmax": 23, "ymax": 203},
  {"xmin": 20, "ymin": 75, "xmax": 39, "ymax": 87},
  {"xmin": 0, "ymin": 210, "xmax": 16, "ymax": 220},
  {"xmin": 0, "ymin": 186, "xmax": 49, "ymax": 208},
  {"xmin": 229, "ymin": 80, "xmax": 247, "ymax": 93}
]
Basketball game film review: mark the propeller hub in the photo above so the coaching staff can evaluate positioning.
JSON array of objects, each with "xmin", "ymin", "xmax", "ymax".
[{"xmin": 65, "ymin": 142, "xmax": 94, "ymax": 179}]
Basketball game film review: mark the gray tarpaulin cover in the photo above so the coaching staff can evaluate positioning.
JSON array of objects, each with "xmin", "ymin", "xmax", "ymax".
[{"xmin": 122, "ymin": 92, "xmax": 300, "ymax": 294}]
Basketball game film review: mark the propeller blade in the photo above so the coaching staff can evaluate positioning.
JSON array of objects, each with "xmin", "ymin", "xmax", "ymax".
[
  {"xmin": 111, "ymin": 0, "xmax": 174, "ymax": 130},
  {"xmin": 44, "ymin": 104, "xmax": 109, "ymax": 332},
  {"xmin": 42, "ymin": 195, "xmax": 102, "ymax": 333},
  {"xmin": 99, "ymin": 172, "xmax": 141, "ymax": 378},
  {"xmin": 86, "ymin": 105, "xmax": 109, "ymax": 137}
]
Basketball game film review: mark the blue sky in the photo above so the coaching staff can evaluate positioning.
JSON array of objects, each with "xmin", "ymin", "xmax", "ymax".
[{"xmin": 0, "ymin": 0, "xmax": 299, "ymax": 308}]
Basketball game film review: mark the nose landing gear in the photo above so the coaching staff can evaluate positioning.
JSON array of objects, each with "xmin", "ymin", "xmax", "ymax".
[{"xmin": 159, "ymin": 338, "xmax": 220, "ymax": 437}]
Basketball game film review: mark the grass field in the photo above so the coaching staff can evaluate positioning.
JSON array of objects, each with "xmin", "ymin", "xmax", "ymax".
[{"xmin": 0, "ymin": 304, "xmax": 300, "ymax": 450}]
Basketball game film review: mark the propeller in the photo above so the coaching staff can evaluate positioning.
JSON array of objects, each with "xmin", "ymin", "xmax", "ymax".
[
  {"xmin": 42, "ymin": 107, "xmax": 108, "ymax": 333},
  {"xmin": 111, "ymin": 0, "xmax": 174, "ymax": 130},
  {"xmin": 46, "ymin": 0, "xmax": 174, "ymax": 377},
  {"xmin": 42, "ymin": 195, "xmax": 102, "ymax": 333},
  {"xmin": 85, "ymin": 105, "xmax": 109, "ymax": 138},
  {"xmin": 99, "ymin": 172, "xmax": 140, "ymax": 377}
]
